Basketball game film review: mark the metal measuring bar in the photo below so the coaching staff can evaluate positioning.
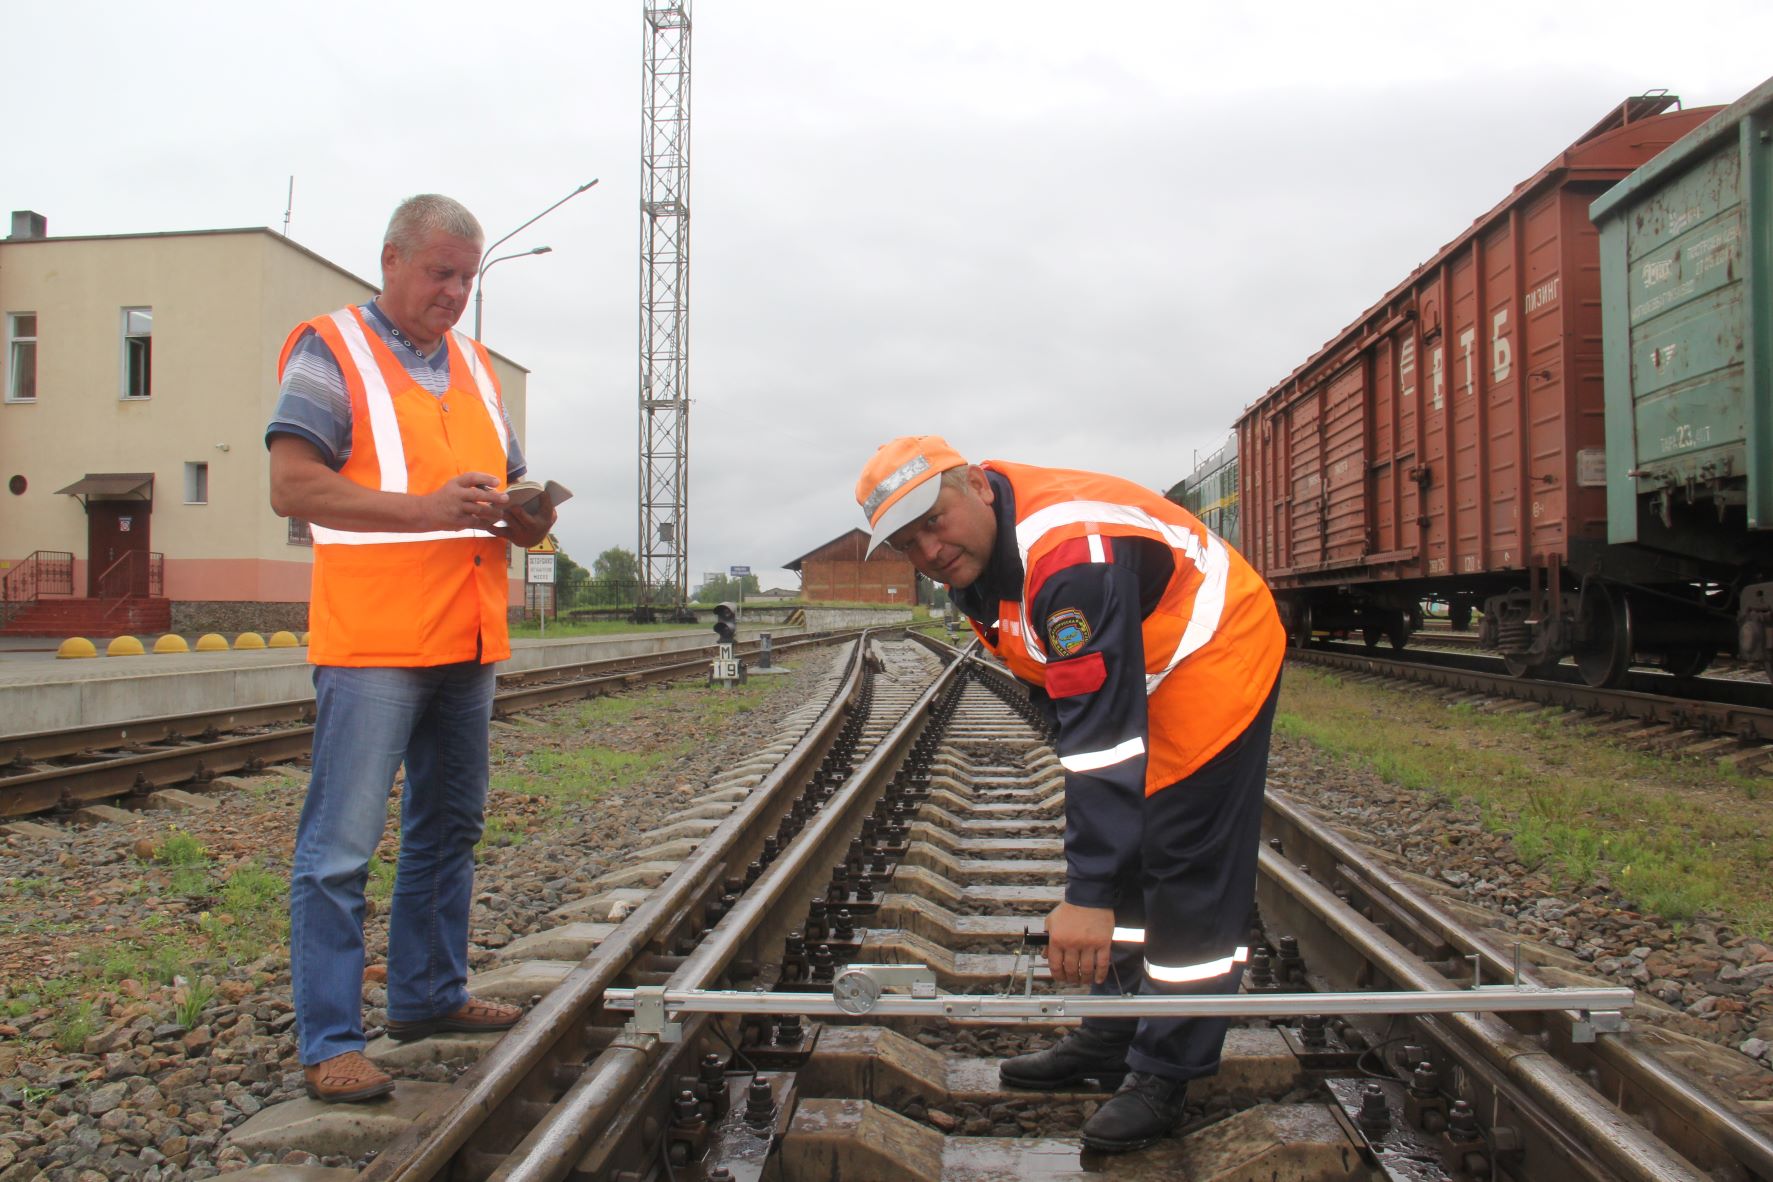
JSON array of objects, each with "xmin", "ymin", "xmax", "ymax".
[{"xmin": 602, "ymin": 963, "xmax": 1635, "ymax": 1040}]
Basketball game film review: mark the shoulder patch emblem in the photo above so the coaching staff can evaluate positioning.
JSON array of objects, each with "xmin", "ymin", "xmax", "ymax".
[{"xmin": 1046, "ymin": 607, "xmax": 1092, "ymax": 658}]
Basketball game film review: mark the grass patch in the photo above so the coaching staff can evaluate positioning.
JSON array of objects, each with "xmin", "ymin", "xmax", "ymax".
[
  {"xmin": 1278, "ymin": 666, "xmax": 1773, "ymax": 936},
  {"xmin": 493, "ymin": 676, "xmax": 798, "ymax": 813},
  {"xmin": 174, "ymin": 980, "xmax": 215, "ymax": 1028},
  {"xmin": 53, "ymin": 1000, "xmax": 98, "ymax": 1051},
  {"xmin": 155, "ymin": 828, "xmax": 209, "ymax": 868},
  {"xmin": 477, "ymin": 812, "xmax": 527, "ymax": 858},
  {"xmin": 494, "ymin": 746, "xmax": 667, "ymax": 805},
  {"xmin": 368, "ymin": 854, "xmax": 395, "ymax": 903},
  {"xmin": 220, "ymin": 861, "xmax": 285, "ymax": 915},
  {"xmin": 168, "ymin": 866, "xmax": 213, "ymax": 898}
]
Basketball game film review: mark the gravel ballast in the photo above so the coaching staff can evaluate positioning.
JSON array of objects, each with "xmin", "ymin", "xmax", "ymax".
[{"xmin": 0, "ymin": 648, "xmax": 846, "ymax": 1181}]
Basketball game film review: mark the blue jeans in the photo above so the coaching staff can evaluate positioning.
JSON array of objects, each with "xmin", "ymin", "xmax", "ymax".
[{"xmin": 290, "ymin": 661, "xmax": 496, "ymax": 1065}]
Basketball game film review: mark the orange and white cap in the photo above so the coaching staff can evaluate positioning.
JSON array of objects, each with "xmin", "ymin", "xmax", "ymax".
[{"xmin": 855, "ymin": 435, "xmax": 968, "ymax": 553}]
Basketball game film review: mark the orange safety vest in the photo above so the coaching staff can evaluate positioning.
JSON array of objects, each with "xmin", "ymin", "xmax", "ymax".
[
  {"xmin": 277, "ymin": 306, "xmax": 512, "ymax": 667},
  {"xmin": 971, "ymin": 461, "xmax": 1286, "ymax": 792}
]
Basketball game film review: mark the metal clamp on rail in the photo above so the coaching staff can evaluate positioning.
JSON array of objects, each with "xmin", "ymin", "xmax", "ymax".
[{"xmin": 625, "ymin": 984, "xmax": 683, "ymax": 1043}]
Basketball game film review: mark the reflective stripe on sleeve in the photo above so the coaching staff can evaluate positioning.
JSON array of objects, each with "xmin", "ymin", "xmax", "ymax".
[
  {"xmin": 1058, "ymin": 735, "xmax": 1145, "ymax": 773},
  {"xmin": 1144, "ymin": 945, "xmax": 1250, "ymax": 984},
  {"xmin": 1111, "ymin": 927, "xmax": 1145, "ymax": 943}
]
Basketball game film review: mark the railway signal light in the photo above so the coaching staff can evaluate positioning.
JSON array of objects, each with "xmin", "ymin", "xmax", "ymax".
[{"xmin": 711, "ymin": 602, "xmax": 743, "ymax": 685}]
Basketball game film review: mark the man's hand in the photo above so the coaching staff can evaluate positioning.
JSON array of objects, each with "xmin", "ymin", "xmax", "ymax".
[
  {"xmin": 490, "ymin": 494, "xmax": 558, "ymax": 548},
  {"xmin": 1045, "ymin": 901, "xmax": 1115, "ymax": 986},
  {"xmin": 417, "ymin": 472, "xmax": 507, "ymax": 532}
]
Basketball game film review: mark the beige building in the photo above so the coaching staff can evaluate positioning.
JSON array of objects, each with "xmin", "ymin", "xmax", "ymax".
[{"xmin": 0, "ymin": 211, "xmax": 529, "ymax": 633}]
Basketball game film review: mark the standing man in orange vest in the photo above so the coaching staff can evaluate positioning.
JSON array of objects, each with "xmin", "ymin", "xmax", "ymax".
[
  {"xmin": 855, "ymin": 436, "xmax": 1284, "ymax": 1152},
  {"xmin": 266, "ymin": 195, "xmax": 557, "ymax": 1103}
]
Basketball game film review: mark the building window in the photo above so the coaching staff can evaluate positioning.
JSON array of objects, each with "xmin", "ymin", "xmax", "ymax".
[
  {"xmin": 5, "ymin": 313, "xmax": 35, "ymax": 402},
  {"xmin": 121, "ymin": 307, "xmax": 152, "ymax": 399},
  {"xmin": 288, "ymin": 518, "xmax": 313, "ymax": 546},
  {"xmin": 184, "ymin": 461, "xmax": 208, "ymax": 505}
]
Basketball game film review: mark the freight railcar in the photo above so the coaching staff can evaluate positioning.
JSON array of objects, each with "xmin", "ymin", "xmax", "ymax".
[
  {"xmin": 1234, "ymin": 87, "xmax": 1773, "ymax": 682},
  {"xmin": 1165, "ymin": 434, "xmax": 1240, "ymax": 550}
]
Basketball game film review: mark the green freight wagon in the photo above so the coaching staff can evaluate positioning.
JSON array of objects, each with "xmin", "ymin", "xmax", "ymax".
[
  {"xmin": 1593, "ymin": 76, "xmax": 1773, "ymax": 562},
  {"xmin": 1592, "ymin": 75, "xmax": 1773, "ymax": 673}
]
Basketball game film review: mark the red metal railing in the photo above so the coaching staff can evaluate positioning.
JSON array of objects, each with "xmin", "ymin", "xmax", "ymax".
[
  {"xmin": 0, "ymin": 550, "xmax": 74, "ymax": 626},
  {"xmin": 97, "ymin": 551, "xmax": 164, "ymax": 616}
]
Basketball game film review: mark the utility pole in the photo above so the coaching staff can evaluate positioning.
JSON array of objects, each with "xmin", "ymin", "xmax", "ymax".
[{"xmin": 635, "ymin": 0, "xmax": 692, "ymax": 622}]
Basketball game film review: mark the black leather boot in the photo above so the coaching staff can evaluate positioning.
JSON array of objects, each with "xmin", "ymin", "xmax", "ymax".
[
  {"xmin": 998, "ymin": 1026, "xmax": 1131, "ymax": 1090},
  {"xmin": 1079, "ymin": 1071, "xmax": 1187, "ymax": 1152}
]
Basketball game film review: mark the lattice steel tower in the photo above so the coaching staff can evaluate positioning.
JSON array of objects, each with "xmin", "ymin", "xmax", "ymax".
[{"xmin": 636, "ymin": 0, "xmax": 692, "ymax": 619}]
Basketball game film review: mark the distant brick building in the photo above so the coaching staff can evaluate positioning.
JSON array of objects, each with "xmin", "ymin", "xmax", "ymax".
[{"xmin": 786, "ymin": 529, "xmax": 916, "ymax": 605}]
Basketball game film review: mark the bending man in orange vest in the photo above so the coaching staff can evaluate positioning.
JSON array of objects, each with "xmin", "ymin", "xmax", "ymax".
[
  {"xmin": 856, "ymin": 435, "xmax": 1284, "ymax": 1152},
  {"xmin": 267, "ymin": 195, "xmax": 557, "ymax": 1103}
]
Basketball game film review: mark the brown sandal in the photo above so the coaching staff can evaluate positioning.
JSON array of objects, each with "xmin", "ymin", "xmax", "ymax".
[
  {"xmin": 385, "ymin": 996, "xmax": 523, "ymax": 1042},
  {"xmin": 304, "ymin": 1051, "xmax": 395, "ymax": 1103}
]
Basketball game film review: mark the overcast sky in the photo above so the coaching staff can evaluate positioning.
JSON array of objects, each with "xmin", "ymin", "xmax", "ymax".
[{"xmin": 10, "ymin": 2, "xmax": 1770, "ymax": 590}]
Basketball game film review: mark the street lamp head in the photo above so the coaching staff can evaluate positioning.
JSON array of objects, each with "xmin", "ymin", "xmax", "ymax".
[{"xmin": 473, "ymin": 179, "xmax": 599, "ymax": 340}]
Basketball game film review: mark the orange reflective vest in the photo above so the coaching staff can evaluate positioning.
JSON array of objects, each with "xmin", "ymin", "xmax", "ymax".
[
  {"xmin": 972, "ymin": 461, "xmax": 1286, "ymax": 792},
  {"xmin": 277, "ymin": 307, "xmax": 512, "ymax": 667}
]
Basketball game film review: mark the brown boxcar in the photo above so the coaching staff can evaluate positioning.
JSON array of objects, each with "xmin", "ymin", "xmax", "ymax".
[{"xmin": 1237, "ymin": 96, "xmax": 1717, "ymax": 663}]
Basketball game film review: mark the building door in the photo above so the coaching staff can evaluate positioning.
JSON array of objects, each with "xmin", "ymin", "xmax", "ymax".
[{"xmin": 87, "ymin": 502, "xmax": 151, "ymax": 596}]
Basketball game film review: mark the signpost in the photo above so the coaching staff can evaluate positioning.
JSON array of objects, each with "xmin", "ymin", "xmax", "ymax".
[
  {"xmin": 729, "ymin": 565, "xmax": 750, "ymax": 604},
  {"xmin": 527, "ymin": 539, "xmax": 558, "ymax": 638}
]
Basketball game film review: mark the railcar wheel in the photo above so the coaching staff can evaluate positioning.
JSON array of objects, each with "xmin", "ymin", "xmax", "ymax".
[
  {"xmin": 1573, "ymin": 584, "xmax": 1633, "ymax": 689},
  {"xmin": 1659, "ymin": 648, "xmax": 1713, "ymax": 679},
  {"xmin": 1292, "ymin": 603, "xmax": 1314, "ymax": 649},
  {"xmin": 1365, "ymin": 611, "xmax": 1408, "ymax": 651}
]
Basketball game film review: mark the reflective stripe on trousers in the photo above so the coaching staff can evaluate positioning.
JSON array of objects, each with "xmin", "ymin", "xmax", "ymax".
[{"xmin": 1105, "ymin": 928, "xmax": 1251, "ymax": 983}]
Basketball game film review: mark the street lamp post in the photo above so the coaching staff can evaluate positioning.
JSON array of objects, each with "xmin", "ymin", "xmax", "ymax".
[
  {"xmin": 473, "ymin": 178, "xmax": 600, "ymax": 340},
  {"xmin": 474, "ymin": 246, "xmax": 551, "ymax": 340}
]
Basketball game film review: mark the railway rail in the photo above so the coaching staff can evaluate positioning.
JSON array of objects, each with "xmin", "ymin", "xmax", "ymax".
[
  {"xmin": 206, "ymin": 631, "xmax": 1772, "ymax": 1181},
  {"xmin": 1291, "ymin": 644, "xmax": 1773, "ymax": 765},
  {"xmin": 0, "ymin": 630, "xmax": 863, "ymax": 820}
]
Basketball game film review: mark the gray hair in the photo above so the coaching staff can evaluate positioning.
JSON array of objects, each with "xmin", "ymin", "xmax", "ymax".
[{"xmin": 384, "ymin": 194, "xmax": 483, "ymax": 258}]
